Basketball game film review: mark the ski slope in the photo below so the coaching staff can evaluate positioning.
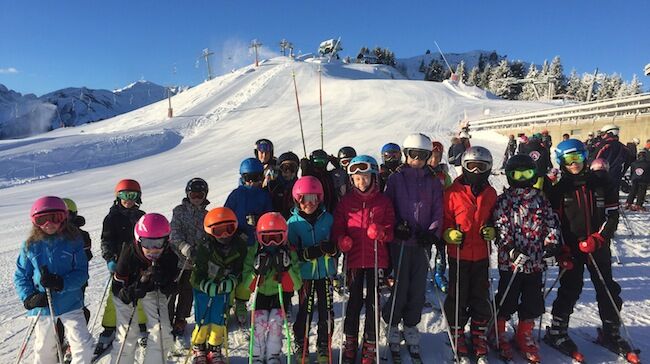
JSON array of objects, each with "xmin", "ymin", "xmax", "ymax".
[{"xmin": 1, "ymin": 56, "xmax": 647, "ymax": 363}]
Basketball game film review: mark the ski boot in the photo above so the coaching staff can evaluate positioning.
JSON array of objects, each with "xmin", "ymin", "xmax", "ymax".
[
  {"xmin": 342, "ymin": 335, "xmax": 358, "ymax": 364},
  {"xmin": 316, "ymin": 343, "xmax": 330, "ymax": 364},
  {"xmin": 294, "ymin": 340, "xmax": 307, "ymax": 364},
  {"xmin": 387, "ymin": 325, "xmax": 402, "ymax": 364},
  {"xmin": 235, "ymin": 299, "xmax": 248, "ymax": 327},
  {"xmin": 515, "ymin": 319, "xmax": 540, "ymax": 363},
  {"xmin": 267, "ymin": 353, "xmax": 282, "ymax": 364},
  {"xmin": 92, "ymin": 327, "xmax": 115, "ymax": 359},
  {"xmin": 543, "ymin": 316, "xmax": 584, "ymax": 362},
  {"xmin": 495, "ymin": 318, "xmax": 513, "ymax": 361},
  {"xmin": 62, "ymin": 338, "xmax": 72, "ymax": 364},
  {"xmin": 192, "ymin": 343, "xmax": 209, "ymax": 364},
  {"xmin": 361, "ymin": 336, "xmax": 377, "ymax": 364},
  {"xmin": 451, "ymin": 327, "xmax": 470, "ymax": 363},
  {"xmin": 403, "ymin": 326, "xmax": 422, "ymax": 364},
  {"xmin": 597, "ymin": 321, "xmax": 640, "ymax": 364},
  {"xmin": 433, "ymin": 252, "xmax": 449, "ymax": 293},
  {"xmin": 207, "ymin": 344, "xmax": 226, "ymax": 364},
  {"xmin": 471, "ymin": 320, "xmax": 489, "ymax": 364}
]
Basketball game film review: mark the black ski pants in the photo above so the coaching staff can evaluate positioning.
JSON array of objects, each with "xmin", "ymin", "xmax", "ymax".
[
  {"xmin": 626, "ymin": 181, "xmax": 648, "ymax": 206},
  {"xmin": 496, "ymin": 270, "xmax": 544, "ymax": 321},
  {"xmin": 551, "ymin": 246, "xmax": 622, "ymax": 325},
  {"xmin": 444, "ymin": 258, "xmax": 492, "ymax": 329},
  {"xmin": 382, "ymin": 244, "xmax": 428, "ymax": 328},
  {"xmin": 168, "ymin": 269, "xmax": 193, "ymax": 324},
  {"xmin": 343, "ymin": 269, "xmax": 380, "ymax": 339},
  {"xmin": 293, "ymin": 278, "xmax": 334, "ymax": 348}
]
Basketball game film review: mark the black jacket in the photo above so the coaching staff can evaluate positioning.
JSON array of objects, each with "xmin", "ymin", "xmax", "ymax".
[
  {"xmin": 630, "ymin": 159, "xmax": 650, "ymax": 183},
  {"xmin": 100, "ymin": 203, "xmax": 145, "ymax": 262},
  {"xmin": 518, "ymin": 139, "xmax": 551, "ymax": 175},
  {"xmin": 300, "ymin": 158, "xmax": 337, "ymax": 213},
  {"xmin": 448, "ymin": 143, "xmax": 466, "ymax": 167}
]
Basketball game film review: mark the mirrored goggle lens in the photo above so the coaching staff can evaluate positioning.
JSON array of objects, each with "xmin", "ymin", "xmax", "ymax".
[
  {"xmin": 562, "ymin": 152, "xmax": 585, "ymax": 165},
  {"xmin": 256, "ymin": 142, "xmax": 272, "ymax": 152},
  {"xmin": 260, "ymin": 232, "xmax": 284, "ymax": 246},
  {"xmin": 139, "ymin": 237, "xmax": 167, "ymax": 250},
  {"xmin": 117, "ymin": 191, "xmax": 140, "ymax": 201},
  {"xmin": 189, "ymin": 191, "xmax": 206, "ymax": 200},
  {"xmin": 508, "ymin": 168, "xmax": 536, "ymax": 181},
  {"xmin": 299, "ymin": 193, "xmax": 319, "ymax": 204},
  {"xmin": 340, "ymin": 158, "xmax": 352, "ymax": 167},
  {"xmin": 312, "ymin": 157, "xmax": 328, "ymax": 168},
  {"xmin": 33, "ymin": 211, "xmax": 66, "ymax": 226},
  {"xmin": 348, "ymin": 162, "xmax": 374, "ymax": 174},
  {"xmin": 383, "ymin": 150, "xmax": 401, "ymax": 162},
  {"xmin": 463, "ymin": 161, "xmax": 491, "ymax": 173},
  {"xmin": 210, "ymin": 222, "xmax": 236, "ymax": 238},
  {"xmin": 279, "ymin": 162, "xmax": 298, "ymax": 173},
  {"xmin": 242, "ymin": 173, "xmax": 263, "ymax": 182},
  {"xmin": 407, "ymin": 149, "xmax": 432, "ymax": 161}
]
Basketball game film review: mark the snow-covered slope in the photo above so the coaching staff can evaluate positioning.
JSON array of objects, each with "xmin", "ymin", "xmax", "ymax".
[{"xmin": 0, "ymin": 57, "xmax": 646, "ymax": 363}]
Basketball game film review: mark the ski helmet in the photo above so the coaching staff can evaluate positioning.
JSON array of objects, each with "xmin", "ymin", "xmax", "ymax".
[
  {"xmin": 347, "ymin": 155, "xmax": 379, "ymax": 175},
  {"xmin": 62, "ymin": 198, "xmax": 77, "ymax": 214},
  {"xmin": 554, "ymin": 139, "xmax": 587, "ymax": 166},
  {"xmin": 632, "ymin": 138, "xmax": 640, "ymax": 145},
  {"xmin": 115, "ymin": 179, "xmax": 141, "ymax": 194},
  {"xmin": 256, "ymin": 212, "xmax": 288, "ymax": 246},
  {"xmin": 589, "ymin": 158, "xmax": 610, "ymax": 172},
  {"xmin": 381, "ymin": 143, "xmax": 401, "ymax": 155},
  {"xmin": 431, "ymin": 141, "xmax": 444, "ymax": 154},
  {"xmin": 134, "ymin": 213, "xmax": 171, "ymax": 261},
  {"xmin": 239, "ymin": 158, "xmax": 264, "ymax": 175},
  {"xmin": 461, "ymin": 146, "xmax": 493, "ymax": 172},
  {"xmin": 30, "ymin": 196, "xmax": 68, "ymax": 226},
  {"xmin": 254, "ymin": 138, "xmax": 274, "ymax": 158},
  {"xmin": 505, "ymin": 154, "xmax": 537, "ymax": 188},
  {"xmin": 185, "ymin": 177, "xmax": 208, "ymax": 194},
  {"xmin": 600, "ymin": 124, "xmax": 619, "ymax": 136},
  {"xmin": 278, "ymin": 151, "xmax": 299, "ymax": 166},
  {"xmin": 459, "ymin": 131, "xmax": 471, "ymax": 139},
  {"xmin": 337, "ymin": 146, "xmax": 357, "ymax": 161},
  {"xmin": 204, "ymin": 207, "xmax": 238, "ymax": 239},
  {"xmin": 292, "ymin": 176, "xmax": 324, "ymax": 203},
  {"xmin": 381, "ymin": 143, "xmax": 402, "ymax": 164},
  {"xmin": 403, "ymin": 133, "xmax": 433, "ymax": 162},
  {"xmin": 310, "ymin": 149, "xmax": 330, "ymax": 169}
]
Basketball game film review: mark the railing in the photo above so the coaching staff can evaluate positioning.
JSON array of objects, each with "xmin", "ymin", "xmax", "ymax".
[{"xmin": 470, "ymin": 92, "xmax": 650, "ymax": 130}]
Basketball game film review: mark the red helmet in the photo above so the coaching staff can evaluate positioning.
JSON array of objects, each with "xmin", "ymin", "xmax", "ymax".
[
  {"xmin": 292, "ymin": 176, "xmax": 324, "ymax": 203},
  {"xmin": 115, "ymin": 179, "xmax": 141, "ymax": 194},
  {"xmin": 431, "ymin": 141, "xmax": 444, "ymax": 153},
  {"xmin": 256, "ymin": 212, "xmax": 288, "ymax": 246}
]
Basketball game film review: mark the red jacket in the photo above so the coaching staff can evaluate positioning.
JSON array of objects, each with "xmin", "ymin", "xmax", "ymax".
[
  {"xmin": 332, "ymin": 185, "xmax": 395, "ymax": 269},
  {"xmin": 444, "ymin": 177, "xmax": 497, "ymax": 262}
]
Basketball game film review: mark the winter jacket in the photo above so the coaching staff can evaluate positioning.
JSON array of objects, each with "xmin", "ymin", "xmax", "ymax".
[
  {"xmin": 443, "ymin": 176, "xmax": 497, "ymax": 262},
  {"xmin": 448, "ymin": 143, "xmax": 466, "ymax": 167},
  {"xmin": 111, "ymin": 243, "xmax": 179, "ymax": 302},
  {"xmin": 592, "ymin": 136, "xmax": 634, "ymax": 182},
  {"xmin": 300, "ymin": 158, "xmax": 338, "ymax": 213},
  {"xmin": 15, "ymin": 234, "xmax": 88, "ymax": 317},
  {"xmin": 504, "ymin": 139, "xmax": 517, "ymax": 159},
  {"xmin": 170, "ymin": 198, "xmax": 210, "ymax": 269},
  {"xmin": 190, "ymin": 232, "xmax": 249, "ymax": 290},
  {"xmin": 629, "ymin": 158, "xmax": 650, "ymax": 183},
  {"xmin": 224, "ymin": 185, "xmax": 273, "ymax": 246},
  {"xmin": 518, "ymin": 138, "xmax": 551, "ymax": 175},
  {"xmin": 100, "ymin": 203, "xmax": 145, "ymax": 262},
  {"xmin": 330, "ymin": 167, "xmax": 351, "ymax": 200},
  {"xmin": 70, "ymin": 214, "xmax": 92, "ymax": 261},
  {"xmin": 379, "ymin": 163, "xmax": 399, "ymax": 192},
  {"xmin": 288, "ymin": 206, "xmax": 336, "ymax": 279},
  {"xmin": 384, "ymin": 165, "xmax": 443, "ymax": 246},
  {"xmin": 241, "ymin": 242, "xmax": 302, "ymax": 296},
  {"xmin": 332, "ymin": 185, "xmax": 395, "ymax": 269},
  {"xmin": 268, "ymin": 176, "xmax": 297, "ymax": 219},
  {"xmin": 544, "ymin": 170, "xmax": 619, "ymax": 250},
  {"xmin": 493, "ymin": 187, "xmax": 561, "ymax": 273}
]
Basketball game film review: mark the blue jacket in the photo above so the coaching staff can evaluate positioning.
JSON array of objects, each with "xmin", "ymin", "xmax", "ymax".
[
  {"xmin": 225, "ymin": 185, "xmax": 273, "ymax": 245},
  {"xmin": 287, "ymin": 206, "xmax": 336, "ymax": 280},
  {"xmin": 15, "ymin": 235, "xmax": 89, "ymax": 317}
]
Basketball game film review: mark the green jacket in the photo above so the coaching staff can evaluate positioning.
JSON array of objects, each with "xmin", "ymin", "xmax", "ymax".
[
  {"xmin": 190, "ymin": 232, "xmax": 249, "ymax": 289},
  {"xmin": 241, "ymin": 242, "xmax": 302, "ymax": 296}
]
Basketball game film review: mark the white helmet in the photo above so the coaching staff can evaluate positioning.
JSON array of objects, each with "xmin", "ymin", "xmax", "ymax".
[
  {"xmin": 632, "ymin": 138, "xmax": 640, "ymax": 145},
  {"xmin": 461, "ymin": 146, "xmax": 493, "ymax": 173},
  {"xmin": 459, "ymin": 131, "xmax": 471, "ymax": 139},
  {"xmin": 600, "ymin": 124, "xmax": 619, "ymax": 136},
  {"xmin": 402, "ymin": 133, "xmax": 432, "ymax": 152}
]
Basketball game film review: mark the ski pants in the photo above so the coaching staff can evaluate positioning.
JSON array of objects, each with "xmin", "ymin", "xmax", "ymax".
[
  {"xmin": 626, "ymin": 181, "xmax": 648, "ymax": 206},
  {"xmin": 293, "ymin": 278, "xmax": 334, "ymax": 348},
  {"xmin": 33, "ymin": 308, "xmax": 93, "ymax": 364},
  {"xmin": 551, "ymin": 246, "xmax": 623, "ymax": 325},
  {"xmin": 167, "ymin": 269, "xmax": 193, "ymax": 324},
  {"xmin": 101, "ymin": 281, "xmax": 147, "ymax": 328},
  {"xmin": 382, "ymin": 244, "xmax": 428, "ymax": 328},
  {"xmin": 109, "ymin": 290, "xmax": 173, "ymax": 364},
  {"xmin": 444, "ymin": 258, "xmax": 491, "ymax": 329},
  {"xmin": 495, "ymin": 270, "xmax": 544, "ymax": 321},
  {"xmin": 192, "ymin": 290, "xmax": 229, "ymax": 346},
  {"xmin": 252, "ymin": 294, "xmax": 286, "ymax": 362},
  {"xmin": 345, "ymin": 268, "xmax": 382, "ymax": 339}
]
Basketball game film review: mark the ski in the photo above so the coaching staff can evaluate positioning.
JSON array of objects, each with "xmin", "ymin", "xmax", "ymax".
[
  {"xmin": 592, "ymin": 328, "xmax": 641, "ymax": 364},
  {"xmin": 388, "ymin": 344, "xmax": 402, "ymax": 364},
  {"xmin": 476, "ymin": 354, "xmax": 489, "ymax": 364},
  {"xmin": 405, "ymin": 345, "xmax": 422, "ymax": 364},
  {"xmin": 542, "ymin": 331, "xmax": 585, "ymax": 363},
  {"xmin": 91, "ymin": 343, "xmax": 112, "ymax": 363}
]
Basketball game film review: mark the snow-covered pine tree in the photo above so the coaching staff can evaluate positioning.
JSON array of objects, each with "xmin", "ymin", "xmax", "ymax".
[
  {"xmin": 628, "ymin": 74, "xmax": 643, "ymax": 95},
  {"xmin": 426, "ymin": 60, "xmax": 445, "ymax": 81},
  {"xmin": 549, "ymin": 56, "xmax": 568, "ymax": 96},
  {"xmin": 565, "ymin": 69, "xmax": 584, "ymax": 101},
  {"xmin": 467, "ymin": 65, "xmax": 480, "ymax": 86},
  {"xmin": 489, "ymin": 59, "xmax": 513, "ymax": 99},
  {"xmin": 520, "ymin": 63, "xmax": 540, "ymax": 100},
  {"xmin": 455, "ymin": 60, "xmax": 466, "ymax": 83},
  {"xmin": 509, "ymin": 61, "xmax": 525, "ymax": 98},
  {"xmin": 478, "ymin": 63, "xmax": 492, "ymax": 89}
]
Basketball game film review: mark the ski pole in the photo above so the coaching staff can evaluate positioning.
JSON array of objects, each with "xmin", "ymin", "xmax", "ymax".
[
  {"xmin": 324, "ymin": 277, "xmax": 333, "ymax": 364},
  {"xmin": 155, "ymin": 289, "xmax": 166, "ymax": 363},
  {"xmin": 485, "ymin": 257, "xmax": 527, "ymax": 334},
  {"xmin": 301, "ymin": 280, "xmax": 316, "ymax": 364},
  {"xmin": 453, "ymin": 225, "xmax": 462, "ymax": 364},
  {"xmin": 115, "ymin": 300, "xmax": 138, "ymax": 364},
  {"xmin": 486, "ymin": 239, "xmax": 499, "ymax": 349},
  {"xmin": 587, "ymin": 253, "xmax": 638, "ymax": 352},
  {"xmin": 544, "ymin": 268, "xmax": 567, "ymax": 300},
  {"xmin": 610, "ymin": 238, "xmax": 623, "ymax": 265},
  {"xmin": 538, "ymin": 268, "xmax": 548, "ymax": 341},
  {"xmin": 619, "ymin": 208, "xmax": 635, "ymax": 237},
  {"xmin": 338, "ymin": 256, "xmax": 349, "ymax": 364},
  {"xmin": 291, "ymin": 71, "xmax": 307, "ymax": 158},
  {"xmin": 277, "ymin": 282, "xmax": 292, "ymax": 364},
  {"xmin": 380, "ymin": 242, "xmax": 405, "ymax": 361},
  {"xmin": 318, "ymin": 65, "xmax": 324, "ymax": 150},
  {"xmin": 44, "ymin": 287, "xmax": 65, "ymax": 363},
  {"xmin": 223, "ymin": 294, "xmax": 230, "ymax": 364},
  {"xmin": 425, "ymin": 250, "xmax": 458, "ymax": 358},
  {"xmin": 373, "ymin": 239, "xmax": 380, "ymax": 364},
  {"xmin": 15, "ymin": 310, "xmax": 42, "ymax": 364},
  {"xmin": 248, "ymin": 275, "xmax": 261, "ymax": 364},
  {"xmin": 183, "ymin": 295, "xmax": 215, "ymax": 364},
  {"xmin": 89, "ymin": 276, "xmax": 112, "ymax": 335},
  {"xmin": 167, "ymin": 256, "xmax": 189, "ymax": 306}
]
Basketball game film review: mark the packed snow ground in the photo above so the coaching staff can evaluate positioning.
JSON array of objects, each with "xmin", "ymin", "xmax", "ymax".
[{"xmin": 1, "ymin": 57, "xmax": 647, "ymax": 363}]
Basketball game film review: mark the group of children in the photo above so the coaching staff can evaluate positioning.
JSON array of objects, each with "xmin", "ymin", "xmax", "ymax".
[{"xmin": 14, "ymin": 131, "xmax": 636, "ymax": 364}]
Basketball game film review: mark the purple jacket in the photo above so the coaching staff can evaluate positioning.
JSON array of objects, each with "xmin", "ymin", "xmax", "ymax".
[{"xmin": 385, "ymin": 165, "xmax": 444, "ymax": 246}]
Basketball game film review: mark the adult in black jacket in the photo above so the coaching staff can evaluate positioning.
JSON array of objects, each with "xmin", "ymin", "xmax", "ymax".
[
  {"xmin": 591, "ymin": 129, "xmax": 633, "ymax": 194},
  {"xmin": 518, "ymin": 136, "xmax": 551, "ymax": 186},
  {"xmin": 625, "ymin": 150, "xmax": 650, "ymax": 211},
  {"xmin": 500, "ymin": 134, "xmax": 517, "ymax": 169}
]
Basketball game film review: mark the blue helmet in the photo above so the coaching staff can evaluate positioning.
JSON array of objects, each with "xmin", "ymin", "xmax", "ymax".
[
  {"xmin": 239, "ymin": 158, "xmax": 264, "ymax": 175},
  {"xmin": 381, "ymin": 143, "xmax": 401, "ymax": 155},
  {"xmin": 554, "ymin": 139, "xmax": 587, "ymax": 165},
  {"xmin": 347, "ymin": 155, "xmax": 379, "ymax": 175}
]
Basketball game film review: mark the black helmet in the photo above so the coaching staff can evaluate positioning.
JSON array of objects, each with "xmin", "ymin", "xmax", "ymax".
[
  {"xmin": 254, "ymin": 139, "xmax": 274, "ymax": 158},
  {"xmin": 337, "ymin": 146, "xmax": 357, "ymax": 160},
  {"xmin": 186, "ymin": 177, "xmax": 209, "ymax": 194},
  {"xmin": 310, "ymin": 149, "xmax": 330, "ymax": 169},
  {"xmin": 278, "ymin": 151, "xmax": 299, "ymax": 165},
  {"xmin": 505, "ymin": 154, "xmax": 537, "ymax": 188}
]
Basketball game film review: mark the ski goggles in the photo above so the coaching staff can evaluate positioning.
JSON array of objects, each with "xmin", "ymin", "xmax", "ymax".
[
  {"xmin": 256, "ymin": 142, "xmax": 272, "ymax": 152},
  {"xmin": 242, "ymin": 172, "xmax": 264, "ymax": 183},
  {"xmin": 298, "ymin": 193, "xmax": 320, "ymax": 204},
  {"xmin": 383, "ymin": 150, "xmax": 401, "ymax": 162},
  {"xmin": 406, "ymin": 149, "xmax": 432, "ymax": 161},
  {"xmin": 339, "ymin": 158, "xmax": 353, "ymax": 168},
  {"xmin": 139, "ymin": 237, "xmax": 167, "ymax": 250},
  {"xmin": 348, "ymin": 161, "xmax": 377, "ymax": 175},
  {"xmin": 188, "ymin": 191, "xmax": 206, "ymax": 200},
  {"xmin": 259, "ymin": 232, "xmax": 286, "ymax": 246},
  {"xmin": 561, "ymin": 152, "xmax": 585, "ymax": 165},
  {"xmin": 279, "ymin": 162, "xmax": 298, "ymax": 173},
  {"xmin": 462, "ymin": 160, "xmax": 491, "ymax": 173},
  {"xmin": 117, "ymin": 190, "xmax": 140, "ymax": 201},
  {"xmin": 507, "ymin": 168, "xmax": 536, "ymax": 181},
  {"xmin": 32, "ymin": 211, "xmax": 67, "ymax": 226},
  {"xmin": 311, "ymin": 157, "xmax": 328, "ymax": 169},
  {"xmin": 208, "ymin": 221, "xmax": 237, "ymax": 238}
]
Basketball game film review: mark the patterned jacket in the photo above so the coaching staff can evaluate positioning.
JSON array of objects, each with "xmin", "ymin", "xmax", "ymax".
[
  {"xmin": 170, "ymin": 198, "xmax": 210, "ymax": 269},
  {"xmin": 492, "ymin": 187, "xmax": 561, "ymax": 273}
]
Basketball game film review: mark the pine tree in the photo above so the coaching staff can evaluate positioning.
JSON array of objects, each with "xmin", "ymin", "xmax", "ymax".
[
  {"xmin": 520, "ymin": 63, "xmax": 540, "ymax": 100},
  {"xmin": 565, "ymin": 69, "xmax": 583, "ymax": 100},
  {"xmin": 549, "ymin": 56, "xmax": 567, "ymax": 96},
  {"xmin": 467, "ymin": 66, "xmax": 480, "ymax": 86},
  {"xmin": 419, "ymin": 59, "xmax": 426, "ymax": 73},
  {"xmin": 455, "ymin": 60, "xmax": 466, "ymax": 82},
  {"xmin": 426, "ymin": 60, "xmax": 445, "ymax": 81},
  {"xmin": 489, "ymin": 59, "xmax": 513, "ymax": 99},
  {"xmin": 629, "ymin": 74, "xmax": 642, "ymax": 95},
  {"xmin": 479, "ymin": 63, "xmax": 492, "ymax": 89}
]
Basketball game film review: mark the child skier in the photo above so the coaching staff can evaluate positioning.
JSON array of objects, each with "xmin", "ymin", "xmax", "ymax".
[
  {"xmin": 442, "ymin": 146, "xmax": 497, "ymax": 363},
  {"xmin": 15, "ymin": 196, "xmax": 93, "ymax": 364},
  {"xmin": 543, "ymin": 139, "xmax": 637, "ymax": 363},
  {"xmin": 169, "ymin": 177, "xmax": 210, "ymax": 350},
  {"xmin": 254, "ymin": 139, "xmax": 278, "ymax": 189},
  {"xmin": 288, "ymin": 176, "xmax": 338, "ymax": 363},
  {"xmin": 269, "ymin": 151, "xmax": 300, "ymax": 219},
  {"xmin": 429, "ymin": 141, "xmax": 452, "ymax": 294},
  {"xmin": 331, "ymin": 146, "xmax": 357, "ymax": 200},
  {"xmin": 378, "ymin": 143, "xmax": 401, "ymax": 191},
  {"xmin": 95, "ymin": 179, "xmax": 147, "ymax": 358},
  {"xmin": 332, "ymin": 156, "xmax": 395, "ymax": 364},
  {"xmin": 382, "ymin": 133, "xmax": 443, "ymax": 362},
  {"xmin": 109, "ymin": 213, "xmax": 179, "ymax": 364},
  {"xmin": 300, "ymin": 149, "xmax": 338, "ymax": 212},
  {"xmin": 492, "ymin": 154, "xmax": 561, "ymax": 362},
  {"xmin": 190, "ymin": 207, "xmax": 248, "ymax": 364},
  {"xmin": 242, "ymin": 212, "xmax": 302, "ymax": 364}
]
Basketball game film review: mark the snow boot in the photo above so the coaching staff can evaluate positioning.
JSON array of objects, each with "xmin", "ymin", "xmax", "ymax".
[
  {"xmin": 471, "ymin": 319, "xmax": 489, "ymax": 358},
  {"xmin": 342, "ymin": 335, "xmax": 358, "ymax": 364},
  {"xmin": 597, "ymin": 320, "xmax": 639, "ymax": 362},
  {"xmin": 207, "ymin": 344, "xmax": 226, "ymax": 364},
  {"xmin": 192, "ymin": 344, "xmax": 209, "ymax": 364},
  {"xmin": 495, "ymin": 318, "xmax": 513, "ymax": 361},
  {"xmin": 515, "ymin": 319, "xmax": 540, "ymax": 363},
  {"xmin": 361, "ymin": 335, "xmax": 377, "ymax": 364},
  {"xmin": 543, "ymin": 316, "xmax": 584, "ymax": 362},
  {"xmin": 93, "ymin": 327, "xmax": 115, "ymax": 357}
]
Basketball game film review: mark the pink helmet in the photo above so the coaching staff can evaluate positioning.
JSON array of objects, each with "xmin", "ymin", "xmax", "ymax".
[
  {"xmin": 134, "ymin": 213, "xmax": 171, "ymax": 241},
  {"xmin": 590, "ymin": 158, "xmax": 610, "ymax": 172},
  {"xmin": 31, "ymin": 196, "xmax": 68, "ymax": 220},
  {"xmin": 292, "ymin": 176, "xmax": 324, "ymax": 203}
]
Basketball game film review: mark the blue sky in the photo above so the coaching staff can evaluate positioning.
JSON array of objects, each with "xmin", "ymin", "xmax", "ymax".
[{"xmin": 2, "ymin": 0, "xmax": 649, "ymax": 96}]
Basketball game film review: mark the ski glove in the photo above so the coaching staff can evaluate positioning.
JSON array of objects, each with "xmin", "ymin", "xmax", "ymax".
[
  {"xmin": 508, "ymin": 248, "xmax": 529, "ymax": 269},
  {"xmin": 416, "ymin": 230, "xmax": 438, "ymax": 248},
  {"xmin": 299, "ymin": 245, "xmax": 323, "ymax": 261},
  {"xmin": 246, "ymin": 214, "xmax": 258, "ymax": 227},
  {"xmin": 557, "ymin": 245, "xmax": 574, "ymax": 271},
  {"xmin": 107, "ymin": 260, "xmax": 117, "ymax": 273},
  {"xmin": 579, "ymin": 232, "xmax": 605, "ymax": 254},
  {"xmin": 218, "ymin": 275, "xmax": 237, "ymax": 294},
  {"xmin": 39, "ymin": 266, "xmax": 63, "ymax": 292},
  {"xmin": 443, "ymin": 228, "xmax": 464, "ymax": 245},
  {"xmin": 367, "ymin": 223, "xmax": 386, "ymax": 241},
  {"xmin": 199, "ymin": 279, "xmax": 219, "ymax": 297},
  {"xmin": 273, "ymin": 249, "xmax": 292, "ymax": 272},
  {"xmin": 320, "ymin": 240, "xmax": 337, "ymax": 255},
  {"xmin": 23, "ymin": 292, "xmax": 48, "ymax": 310},
  {"xmin": 179, "ymin": 242, "xmax": 194, "ymax": 258},
  {"xmin": 394, "ymin": 221, "xmax": 412, "ymax": 241},
  {"xmin": 254, "ymin": 253, "xmax": 272, "ymax": 275},
  {"xmin": 479, "ymin": 226, "xmax": 496, "ymax": 241},
  {"xmin": 338, "ymin": 236, "xmax": 353, "ymax": 253},
  {"xmin": 542, "ymin": 244, "xmax": 561, "ymax": 259}
]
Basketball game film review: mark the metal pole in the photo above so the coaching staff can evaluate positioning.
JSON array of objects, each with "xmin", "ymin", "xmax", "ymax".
[
  {"xmin": 373, "ymin": 240, "xmax": 380, "ymax": 364},
  {"xmin": 318, "ymin": 65, "xmax": 324, "ymax": 150},
  {"xmin": 15, "ymin": 311, "xmax": 42, "ymax": 364},
  {"xmin": 45, "ymin": 288, "xmax": 65, "ymax": 362},
  {"xmin": 291, "ymin": 71, "xmax": 307, "ymax": 157},
  {"xmin": 89, "ymin": 276, "xmax": 112, "ymax": 335}
]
